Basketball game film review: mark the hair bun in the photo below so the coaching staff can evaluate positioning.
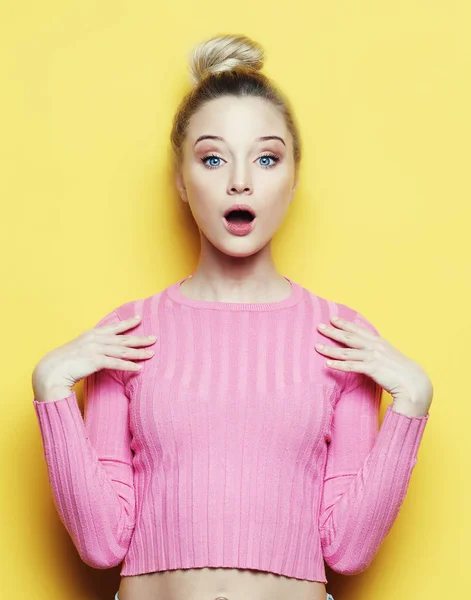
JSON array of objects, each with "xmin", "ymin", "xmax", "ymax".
[{"xmin": 187, "ymin": 34, "xmax": 264, "ymax": 85}]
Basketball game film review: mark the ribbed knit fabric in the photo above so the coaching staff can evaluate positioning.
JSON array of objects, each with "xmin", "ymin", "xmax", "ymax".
[{"xmin": 32, "ymin": 275, "xmax": 430, "ymax": 583}]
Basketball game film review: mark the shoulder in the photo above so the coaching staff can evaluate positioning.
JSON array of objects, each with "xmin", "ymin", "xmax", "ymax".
[
  {"xmin": 298, "ymin": 283, "xmax": 381, "ymax": 336},
  {"xmin": 92, "ymin": 289, "xmax": 167, "ymax": 329}
]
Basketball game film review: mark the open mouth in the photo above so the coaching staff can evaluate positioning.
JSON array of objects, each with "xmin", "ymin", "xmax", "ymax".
[
  {"xmin": 223, "ymin": 205, "xmax": 256, "ymax": 224},
  {"xmin": 224, "ymin": 209, "xmax": 255, "ymax": 223}
]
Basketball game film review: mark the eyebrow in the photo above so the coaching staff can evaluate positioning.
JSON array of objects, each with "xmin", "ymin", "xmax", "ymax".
[{"xmin": 194, "ymin": 135, "xmax": 286, "ymax": 148}]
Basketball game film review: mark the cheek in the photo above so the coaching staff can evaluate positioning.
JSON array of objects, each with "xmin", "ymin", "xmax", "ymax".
[
  {"xmin": 186, "ymin": 162, "xmax": 223, "ymax": 197},
  {"xmin": 263, "ymin": 177, "xmax": 293, "ymax": 212},
  {"xmin": 185, "ymin": 167, "xmax": 225, "ymax": 221},
  {"xmin": 184, "ymin": 168, "xmax": 210, "ymax": 203},
  {"xmin": 186, "ymin": 188, "xmax": 218, "ymax": 229}
]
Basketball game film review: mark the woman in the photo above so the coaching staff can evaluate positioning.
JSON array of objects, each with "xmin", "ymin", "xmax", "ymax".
[{"xmin": 31, "ymin": 34, "xmax": 433, "ymax": 600}]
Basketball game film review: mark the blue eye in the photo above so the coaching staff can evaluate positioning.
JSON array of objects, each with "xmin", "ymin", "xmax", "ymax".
[
  {"xmin": 201, "ymin": 153, "xmax": 280, "ymax": 170},
  {"xmin": 201, "ymin": 154, "xmax": 223, "ymax": 169},
  {"xmin": 257, "ymin": 154, "xmax": 279, "ymax": 168}
]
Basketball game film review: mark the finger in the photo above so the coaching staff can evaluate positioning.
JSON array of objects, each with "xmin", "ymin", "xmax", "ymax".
[
  {"xmin": 100, "ymin": 356, "xmax": 144, "ymax": 372},
  {"xmin": 99, "ymin": 333, "xmax": 157, "ymax": 348},
  {"xmin": 324, "ymin": 358, "xmax": 369, "ymax": 373},
  {"xmin": 99, "ymin": 343, "xmax": 154, "ymax": 361},
  {"xmin": 98, "ymin": 314, "xmax": 143, "ymax": 334},
  {"xmin": 315, "ymin": 343, "xmax": 365, "ymax": 361},
  {"xmin": 329, "ymin": 316, "xmax": 377, "ymax": 338},
  {"xmin": 317, "ymin": 323, "xmax": 365, "ymax": 348}
]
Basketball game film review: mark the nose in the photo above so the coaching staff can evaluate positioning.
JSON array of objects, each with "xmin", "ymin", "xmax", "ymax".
[
  {"xmin": 228, "ymin": 181, "xmax": 252, "ymax": 194},
  {"xmin": 227, "ymin": 167, "xmax": 253, "ymax": 195}
]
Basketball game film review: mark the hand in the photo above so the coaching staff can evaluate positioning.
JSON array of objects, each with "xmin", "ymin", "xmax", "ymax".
[
  {"xmin": 32, "ymin": 315, "xmax": 156, "ymax": 401},
  {"xmin": 315, "ymin": 315, "xmax": 433, "ymax": 418}
]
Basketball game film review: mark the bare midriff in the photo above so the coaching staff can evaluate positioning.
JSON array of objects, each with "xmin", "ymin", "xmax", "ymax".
[{"xmin": 117, "ymin": 567, "xmax": 327, "ymax": 600}]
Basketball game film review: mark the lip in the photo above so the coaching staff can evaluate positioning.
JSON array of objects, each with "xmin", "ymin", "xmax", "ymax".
[
  {"xmin": 222, "ymin": 216, "xmax": 256, "ymax": 236},
  {"xmin": 223, "ymin": 204, "xmax": 257, "ymax": 218}
]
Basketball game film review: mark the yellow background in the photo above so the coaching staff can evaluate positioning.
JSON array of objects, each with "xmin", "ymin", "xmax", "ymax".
[{"xmin": 2, "ymin": 1, "xmax": 468, "ymax": 597}]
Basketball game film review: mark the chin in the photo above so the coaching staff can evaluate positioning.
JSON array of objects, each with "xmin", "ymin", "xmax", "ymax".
[{"xmin": 218, "ymin": 238, "xmax": 271, "ymax": 258}]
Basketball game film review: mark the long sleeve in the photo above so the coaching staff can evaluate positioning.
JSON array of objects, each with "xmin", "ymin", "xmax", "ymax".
[
  {"xmin": 319, "ymin": 311, "xmax": 430, "ymax": 575},
  {"xmin": 32, "ymin": 309, "xmax": 136, "ymax": 569}
]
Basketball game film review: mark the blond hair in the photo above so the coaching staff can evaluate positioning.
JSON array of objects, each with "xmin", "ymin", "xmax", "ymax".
[{"xmin": 170, "ymin": 33, "xmax": 302, "ymax": 177}]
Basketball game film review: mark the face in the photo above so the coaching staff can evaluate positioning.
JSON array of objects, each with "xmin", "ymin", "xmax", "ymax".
[{"xmin": 175, "ymin": 95, "xmax": 298, "ymax": 257}]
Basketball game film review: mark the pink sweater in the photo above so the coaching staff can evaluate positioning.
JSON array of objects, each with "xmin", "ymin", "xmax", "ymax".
[{"xmin": 32, "ymin": 275, "xmax": 429, "ymax": 583}]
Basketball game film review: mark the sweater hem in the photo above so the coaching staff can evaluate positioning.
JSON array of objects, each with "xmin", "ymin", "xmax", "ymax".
[{"xmin": 119, "ymin": 560, "xmax": 328, "ymax": 584}]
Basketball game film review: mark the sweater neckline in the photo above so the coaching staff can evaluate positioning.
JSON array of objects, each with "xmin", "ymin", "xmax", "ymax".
[{"xmin": 166, "ymin": 274, "xmax": 303, "ymax": 311}]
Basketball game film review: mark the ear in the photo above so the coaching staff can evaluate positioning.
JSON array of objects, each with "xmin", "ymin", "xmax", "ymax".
[
  {"xmin": 289, "ymin": 175, "xmax": 298, "ymax": 204},
  {"xmin": 175, "ymin": 169, "xmax": 188, "ymax": 203}
]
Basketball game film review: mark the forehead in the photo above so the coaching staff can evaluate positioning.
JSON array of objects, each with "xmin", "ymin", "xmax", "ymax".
[{"xmin": 186, "ymin": 95, "xmax": 288, "ymax": 144}]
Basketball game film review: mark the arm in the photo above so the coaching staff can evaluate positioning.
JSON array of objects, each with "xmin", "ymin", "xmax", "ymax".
[
  {"xmin": 32, "ymin": 309, "xmax": 136, "ymax": 569},
  {"xmin": 319, "ymin": 312, "xmax": 429, "ymax": 574}
]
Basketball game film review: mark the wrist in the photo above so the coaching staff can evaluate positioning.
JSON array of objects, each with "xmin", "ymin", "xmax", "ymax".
[
  {"xmin": 391, "ymin": 400, "xmax": 429, "ymax": 418},
  {"xmin": 33, "ymin": 384, "xmax": 74, "ymax": 403}
]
